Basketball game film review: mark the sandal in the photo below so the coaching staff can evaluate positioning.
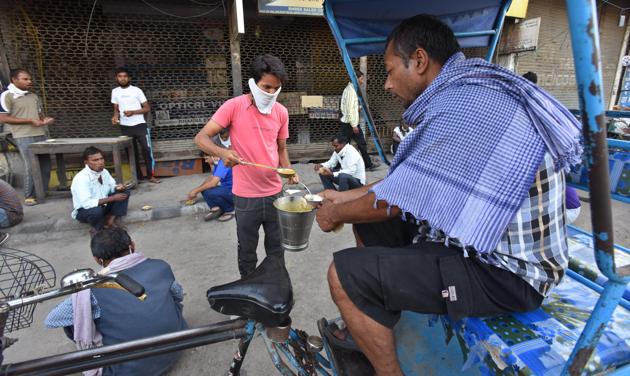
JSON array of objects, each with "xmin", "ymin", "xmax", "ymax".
[
  {"xmin": 318, "ymin": 318, "xmax": 360, "ymax": 351},
  {"xmin": 217, "ymin": 212, "xmax": 235, "ymax": 222},
  {"xmin": 24, "ymin": 197, "xmax": 38, "ymax": 206},
  {"xmin": 204, "ymin": 210, "xmax": 223, "ymax": 222}
]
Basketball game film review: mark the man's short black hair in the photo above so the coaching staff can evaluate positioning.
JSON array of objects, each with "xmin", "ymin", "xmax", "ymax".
[
  {"xmin": 91, "ymin": 227, "xmax": 133, "ymax": 260},
  {"xmin": 522, "ymin": 71, "xmax": 538, "ymax": 84},
  {"xmin": 331, "ymin": 133, "xmax": 349, "ymax": 145},
  {"xmin": 82, "ymin": 146, "xmax": 103, "ymax": 161},
  {"xmin": 115, "ymin": 67, "xmax": 130, "ymax": 76},
  {"xmin": 386, "ymin": 14, "xmax": 461, "ymax": 66},
  {"xmin": 250, "ymin": 55, "xmax": 288, "ymax": 85},
  {"xmin": 356, "ymin": 70, "xmax": 364, "ymax": 78},
  {"xmin": 10, "ymin": 68, "xmax": 31, "ymax": 80}
]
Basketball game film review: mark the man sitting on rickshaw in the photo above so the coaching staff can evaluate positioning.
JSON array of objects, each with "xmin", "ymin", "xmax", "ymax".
[{"xmin": 316, "ymin": 15, "xmax": 582, "ymax": 376}]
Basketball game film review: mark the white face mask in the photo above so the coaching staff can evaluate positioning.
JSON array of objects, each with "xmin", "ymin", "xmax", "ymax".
[
  {"xmin": 220, "ymin": 136, "xmax": 231, "ymax": 148},
  {"xmin": 248, "ymin": 78, "xmax": 281, "ymax": 114}
]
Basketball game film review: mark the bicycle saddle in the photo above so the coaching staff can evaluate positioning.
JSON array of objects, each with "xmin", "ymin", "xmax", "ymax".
[{"xmin": 207, "ymin": 256, "xmax": 294, "ymax": 327}]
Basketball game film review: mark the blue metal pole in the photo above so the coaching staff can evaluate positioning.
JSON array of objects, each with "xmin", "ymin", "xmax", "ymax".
[
  {"xmin": 563, "ymin": 0, "xmax": 630, "ymax": 373},
  {"xmin": 324, "ymin": 1, "xmax": 390, "ymax": 165},
  {"xmin": 485, "ymin": 0, "xmax": 512, "ymax": 61},
  {"xmin": 566, "ymin": 269, "xmax": 630, "ymax": 310},
  {"xmin": 560, "ymin": 280, "xmax": 627, "ymax": 375},
  {"xmin": 566, "ymin": 0, "xmax": 625, "ymax": 283}
]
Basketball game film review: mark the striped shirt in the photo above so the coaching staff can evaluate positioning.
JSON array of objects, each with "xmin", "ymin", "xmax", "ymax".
[
  {"xmin": 412, "ymin": 153, "xmax": 568, "ymax": 296},
  {"xmin": 0, "ymin": 179, "xmax": 23, "ymax": 225},
  {"xmin": 340, "ymin": 82, "xmax": 359, "ymax": 127}
]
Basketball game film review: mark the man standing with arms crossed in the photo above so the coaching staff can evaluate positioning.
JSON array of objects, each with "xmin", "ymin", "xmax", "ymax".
[
  {"xmin": 111, "ymin": 68, "xmax": 160, "ymax": 184},
  {"xmin": 1, "ymin": 68, "xmax": 54, "ymax": 206},
  {"xmin": 195, "ymin": 54, "xmax": 298, "ymax": 278}
]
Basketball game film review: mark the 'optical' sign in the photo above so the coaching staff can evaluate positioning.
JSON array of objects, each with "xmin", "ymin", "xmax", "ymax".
[{"xmin": 258, "ymin": 0, "xmax": 323, "ymax": 16}]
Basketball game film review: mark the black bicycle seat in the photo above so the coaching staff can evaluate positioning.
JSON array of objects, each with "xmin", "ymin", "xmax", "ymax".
[{"xmin": 207, "ymin": 256, "xmax": 294, "ymax": 327}]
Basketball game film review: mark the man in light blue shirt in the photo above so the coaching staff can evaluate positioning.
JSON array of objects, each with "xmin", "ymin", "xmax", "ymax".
[{"xmin": 71, "ymin": 147, "xmax": 129, "ymax": 231}]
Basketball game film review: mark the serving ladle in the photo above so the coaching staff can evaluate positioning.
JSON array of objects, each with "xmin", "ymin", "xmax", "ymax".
[{"xmin": 240, "ymin": 161, "xmax": 296, "ymax": 179}]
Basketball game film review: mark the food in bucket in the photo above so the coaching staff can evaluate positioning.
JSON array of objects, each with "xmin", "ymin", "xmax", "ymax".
[{"xmin": 276, "ymin": 197, "xmax": 314, "ymax": 213}]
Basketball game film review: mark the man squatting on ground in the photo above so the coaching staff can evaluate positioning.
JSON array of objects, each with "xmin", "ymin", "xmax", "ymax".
[
  {"xmin": 316, "ymin": 15, "xmax": 582, "ymax": 376},
  {"xmin": 71, "ymin": 147, "xmax": 130, "ymax": 232},
  {"xmin": 315, "ymin": 133, "xmax": 365, "ymax": 192},
  {"xmin": 195, "ymin": 54, "xmax": 299, "ymax": 278}
]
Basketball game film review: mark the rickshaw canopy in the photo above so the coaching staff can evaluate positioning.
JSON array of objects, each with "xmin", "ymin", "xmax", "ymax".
[{"xmin": 324, "ymin": 0, "xmax": 512, "ymax": 59}]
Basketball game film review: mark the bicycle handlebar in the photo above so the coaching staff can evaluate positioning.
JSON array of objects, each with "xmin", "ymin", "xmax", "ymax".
[{"xmin": 0, "ymin": 270, "xmax": 146, "ymax": 314}]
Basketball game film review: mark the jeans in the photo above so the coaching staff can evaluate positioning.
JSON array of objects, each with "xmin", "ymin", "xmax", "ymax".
[
  {"xmin": 201, "ymin": 185, "xmax": 234, "ymax": 212},
  {"xmin": 15, "ymin": 135, "xmax": 51, "ymax": 198},
  {"xmin": 75, "ymin": 190, "xmax": 130, "ymax": 230},
  {"xmin": 234, "ymin": 194, "xmax": 284, "ymax": 278},
  {"xmin": 320, "ymin": 173, "xmax": 363, "ymax": 192},
  {"xmin": 340, "ymin": 123, "xmax": 373, "ymax": 168},
  {"xmin": 0, "ymin": 208, "xmax": 11, "ymax": 228},
  {"xmin": 121, "ymin": 123, "xmax": 155, "ymax": 179}
]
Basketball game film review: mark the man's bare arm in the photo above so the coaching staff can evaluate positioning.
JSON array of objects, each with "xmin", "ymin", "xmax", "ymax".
[
  {"xmin": 316, "ymin": 191, "xmax": 400, "ymax": 232},
  {"xmin": 1, "ymin": 115, "xmax": 45, "ymax": 126},
  {"xmin": 112, "ymin": 104, "xmax": 120, "ymax": 125},
  {"xmin": 194, "ymin": 119, "xmax": 241, "ymax": 166},
  {"xmin": 319, "ymin": 180, "xmax": 380, "ymax": 204}
]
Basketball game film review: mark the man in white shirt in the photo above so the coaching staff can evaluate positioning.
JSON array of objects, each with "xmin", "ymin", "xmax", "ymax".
[
  {"xmin": 71, "ymin": 147, "xmax": 130, "ymax": 232},
  {"xmin": 315, "ymin": 134, "xmax": 365, "ymax": 192},
  {"xmin": 111, "ymin": 68, "xmax": 160, "ymax": 184},
  {"xmin": 339, "ymin": 71, "xmax": 375, "ymax": 170}
]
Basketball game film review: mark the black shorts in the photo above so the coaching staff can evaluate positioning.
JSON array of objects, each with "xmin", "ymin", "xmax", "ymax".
[{"xmin": 334, "ymin": 220, "xmax": 543, "ymax": 328}]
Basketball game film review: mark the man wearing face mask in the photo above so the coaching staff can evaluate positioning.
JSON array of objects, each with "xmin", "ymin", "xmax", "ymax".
[
  {"xmin": 71, "ymin": 147, "xmax": 130, "ymax": 234},
  {"xmin": 195, "ymin": 54, "xmax": 298, "ymax": 278}
]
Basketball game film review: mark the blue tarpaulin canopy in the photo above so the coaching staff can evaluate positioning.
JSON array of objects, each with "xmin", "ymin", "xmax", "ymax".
[{"xmin": 324, "ymin": 0, "xmax": 511, "ymax": 58}]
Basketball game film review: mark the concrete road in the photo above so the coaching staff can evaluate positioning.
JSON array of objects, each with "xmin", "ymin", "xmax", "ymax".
[
  {"xmin": 4, "ymin": 212, "xmax": 356, "ymax": 375},
  {"xmin": 2, "ymin": 161, "xmax": 629, "ymax": 375}
]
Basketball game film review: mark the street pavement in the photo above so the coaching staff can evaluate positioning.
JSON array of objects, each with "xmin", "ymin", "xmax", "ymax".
[{"xmin": 2, "ymin": 159, "xmax": 628, "ymax": 375}]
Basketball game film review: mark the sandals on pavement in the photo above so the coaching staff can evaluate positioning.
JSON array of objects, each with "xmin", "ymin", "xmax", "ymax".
[
  {"xmin": 24, "ymin": 198, "xmax": 38, "ymax": 206},
  {"xmin": 217, "ymin": 212, "xmax": 235, "ymax": 222},
  {"xmin": 204, "ymin": 210, "xmax": 223, "ymax": 222}
]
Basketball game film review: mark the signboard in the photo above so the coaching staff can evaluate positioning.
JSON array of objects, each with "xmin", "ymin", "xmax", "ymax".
[
  {"xmin": 258, "ymin": 0, "xmax": 323, "ymax": 16},
  {"xmin": 499, "ymin": 17, "xmax": 541, "ymax": 55},
  {"xmin": 506, "ymin": 0, "xmax": 529, "ymax": 19}
]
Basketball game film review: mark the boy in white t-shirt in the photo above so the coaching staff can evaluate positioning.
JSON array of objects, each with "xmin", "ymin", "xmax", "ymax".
[{"xmin": 111, "ymin": 68, "xmax": 160, "ymax": 183}]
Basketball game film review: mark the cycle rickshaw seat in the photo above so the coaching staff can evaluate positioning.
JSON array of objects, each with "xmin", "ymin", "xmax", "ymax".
[{"xmin": 207, "ymin": 256, "xmax": 294, "ymax": 327}]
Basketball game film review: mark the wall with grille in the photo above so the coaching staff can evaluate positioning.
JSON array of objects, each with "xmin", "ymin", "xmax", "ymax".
[{"xmin": 0, "ymin": 0, "xmax": 401, "ymax": 161}]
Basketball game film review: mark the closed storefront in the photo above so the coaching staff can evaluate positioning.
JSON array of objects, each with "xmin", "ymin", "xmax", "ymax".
[{"xmin": 0, "ymin": 0, "xmax": 397, "ymax": 164}]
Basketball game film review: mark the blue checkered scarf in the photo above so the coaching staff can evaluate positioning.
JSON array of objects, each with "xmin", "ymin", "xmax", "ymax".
[{"xmin": 372, "ymin": 52, "xmax": 582, "ymax": 253}]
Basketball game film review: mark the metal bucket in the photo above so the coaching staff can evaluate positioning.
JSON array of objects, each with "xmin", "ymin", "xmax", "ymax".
[{"xmin": 273, "ymin": 195, "xmax": 316, "ymax": 252}]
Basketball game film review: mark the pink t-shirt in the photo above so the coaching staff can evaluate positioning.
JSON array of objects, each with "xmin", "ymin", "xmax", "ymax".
[{"xmin": 212, "ymin": 94, "xmax": 289, "ymax": 198}]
